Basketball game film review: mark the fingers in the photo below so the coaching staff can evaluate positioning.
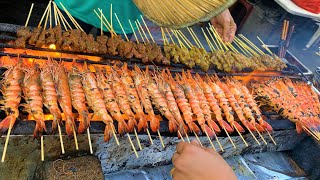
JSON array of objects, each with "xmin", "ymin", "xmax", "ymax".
[
  {"xmin": 176, "ymin": 141, "xmax": 188, "ymax": 154},
  {"xmin": 227, "ymin": 21, "xmax": 237, "ymax": 42},
  {"xmin": 222, "ymin": 18, "xmax": 231, "ymax": 43}
]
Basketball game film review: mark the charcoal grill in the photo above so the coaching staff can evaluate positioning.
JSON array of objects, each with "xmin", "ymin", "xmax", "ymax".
[{"xmin": 0, "ymin": 22, "xmax": 319, "ymax": 179}]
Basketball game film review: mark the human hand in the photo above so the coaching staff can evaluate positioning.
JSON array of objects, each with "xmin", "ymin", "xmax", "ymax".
[
  {"xmin": 210, "ymin": 9, "xmax": 237, "ymax": 42},
  {"xmin": 171, "ymin": 140, "xmax": 237, "ymax": 180}
]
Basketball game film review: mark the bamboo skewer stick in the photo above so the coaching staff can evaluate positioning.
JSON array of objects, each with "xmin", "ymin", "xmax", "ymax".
[
  {"xmin": 206, "ymin": 27, "xmax": 221, "ymax": 51},
  {"xmin": 137, "ymin": 20, "xmax": 150, "ymax": 43},
  {"xmin": 233, "ymin": 38, "xmax": 250, "ymax": 56},
  {"xmin": 43, "ymin": 6, "xmax": 50, "ymax": 30},
  {"xmin": 127, "ymin": 133, "xmax": 139, "ymax": 158},
  {"xmin": 53, "ymin": 3, "xmax": 58, "ymax": 26},
  {"xmin": 53, "ymin": 2, "xmax": 67, "ymax": 30},
  {"xmin": 72, "ymin": 126, "xmax": 79, "ymax": 150},
  {"xmin": 223, "ymin": 126, "xmax": 236, "ymax": 149},
  {"xmin": 239, "ymin": 34, "xmax": 265, "ymax": 55},
  {"xmin": 247, "ymin": 127, "xmax": 260, "ymax": 145},
  {"xmin": 204, "ymin": 130, "xmax": 216, "ymax": 151},
  {"xmin": 256, "ymin": 129, "xmax": 267, "ymax": 145},
  {"xmin": 112, "ymin": 126, "xmax": 120, "ymax": 146},
  {"xmin": 266, "ymin": 130, "xmax": 277, "ymax": 145},
  {"xmin": 38, "ymin": 1, "xmax": 51, "ymax": 27},
  {"xmin": 161, "ymin": 27, "xmax": 169, "ymax": 45},
  {"xmin": 234, "ymin": 37, "xmax": 254, "ymax": 56},
  {"xmin": 209, "ymin": 26, "xmax": 228, "ymax": 51},
  {"xmin": 201, "ymin": 27, "xmax": 215, "ymax": 51},
  {"xmin": 114, "ymin": 13, "xmax": 129, "ymax": 41},
  {"xmin": 189, "ymin": 27, "xmax": 205, "ymax": 49},
  {"xmin": 257, "ymin": 36, "xmax": 273, "ymax": 55},
  {"xmin": 134, "ymin": 128, "xmax": 143, "ymax": 150},
  {"xmin": 25, "ymin": 3, "xmax": 34, "ymax": 27},
  {"xmin": 171, "ymin": 29, "xmax": 185, "ymax": 48},
  {"xmin": 185, "ymin": 132, "xmax": 191, "ymax": 143},
  {"xmin": 177, "ymin": 30, "xmax": 193, "ymax": 47},
  {"xmin": 212, "ymin": 130, "xmax": 224, "ymax": 152},
  {"xmin": 140, "ymin": 15, "xmax": 155, "ymax": 43},
  {"xmin": 60, "ymin": 3, "xmax": 84, "ymax": 31},
  {"xmin": 177, "ymin": 130, "xmax": 185, "ymax": 142},
  {"xmin": 129, "ymin": 20, "xmax": 139, "ymax": 44},
  {"xmin": 100, "ymin": 11, "xmax": 103, "ymax": 35},
  {"xmin": 49, "ymin": 2, "xmax": 52, "ymax": 29},
  {"xmin": 135, "ymin": 21, "xmax": 145, "ymax": 44},
  {"xmin": 97, "ymin": 8, "xmax": 116, "ymax": 36},
  {"xmin": 41, "ymin": 136, "xmax": 44, "ymax": 161},
  {"xmin": 146, "ymin": 129, "xmax": 154, "ymax": 145},
  {"xmin": 234, "ymin": 125, "xmax": 248, "ymax": 147},
  {"xmin": 194, "ymin": 132, "xmax": 203, "ymax": 147},
  {"xmin": 186, "ymin": 27, "xmax": 201, "ymax": 48},
  {"xmin": 1, "ymin": 121, "xmax": 13, "ymax": 162},
  {"xmin": 55, "ymin": 4, "xmax": 72, "ymax": 30},
  {"xmin": 176, "ymin": 30, "xmax": 191, "ymax": 49},
  {"xmin": 158, "ymin": 130, "xmax": 165, "ymax": 148},
  {"xmin": 165, "ymin": 28, "xmax": 176, "ymax": 44},
  {"xmin": 110, "ymin": 4, "xmax": 113, "ymax": 31},
  {"xmin": 57, "ymin": 124, "xmax": 65, "ymax": 154},
  {"xmin": 87, "ymin": 128, "xmax": 93, "ymax": 154},
  {"xmin": 93, "ymin": 9, "xmax": 113, "ymax": 33}
]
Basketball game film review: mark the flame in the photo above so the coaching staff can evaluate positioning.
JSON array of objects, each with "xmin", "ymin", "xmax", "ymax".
[
  {"xmin": 233, "ymin": 70, "xmax": 281, "ymax": 85},
  {"xmin": 49, "ymin": 44, "xmax": 56, "ymax": 50}
]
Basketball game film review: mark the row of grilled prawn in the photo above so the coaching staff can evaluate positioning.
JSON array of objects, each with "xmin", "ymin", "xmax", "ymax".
[
  {"xmin": 0, "ymin": 59, "xmax": 273, "ymax": 143},
  {"xmin": 253, "ymin": 78, "xmax": 320, "ymax": 134}
]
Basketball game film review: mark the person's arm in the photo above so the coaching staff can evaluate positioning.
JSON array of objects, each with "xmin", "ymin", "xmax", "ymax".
[
  {"xmin": 210, "ymin": 9, "xmax": 237, "ymax": 43},
  {"xmin": 171, "ymin": 141, "xmax": 237, "ymax": 180}
]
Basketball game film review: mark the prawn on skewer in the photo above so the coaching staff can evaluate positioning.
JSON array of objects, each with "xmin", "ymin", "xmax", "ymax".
[
  {"xmin": 226, "ymin": 78, "xmax": 264, "ymax": 132},
  {"xmin": 54, "ymin": 63, "xmax": 76, "ymax": 137},
  {"xmin": 176, "ymin": 71, "xmax": 214, "ymax": 137},
  {"xmin": 81, "ymin": 65, "xmax": 116, "ymax": 142},
  {"xmin": 156, "ymin": 70, "xmax": 188, "ymax": 136},
  {"xmin": 212, "ymin": 76, "xmax": 256, "ymax": 132},
  {"xmin": 23, "ymin": 62, "xmax": 46, "ymax": 138},
  {"xmin": 133, "ymin": 66, "xmax": 160, "ymax": 133},
  {"xmin": 194, "ymin": 74, "xmax": 233, "ymax": 133},
  {"xmin": 40, "ymin": 59, "xmax": 62, "ymax": 134},
  {"xmin": 232, "ymin": 79, "xmax": 273, "ymax": 132},
  {"xmin": 0, "ymin": 59, "xmax": 24, "ymax": 133},
  {"xmin": 119, "ymin": 64, "xmax": 147, "ymax": 132},
  {"xmin": 111, "ymin": 69, "xmax": 137, "ymax": 132},
  {"xmin": 95, "ymin": 67, "xmax": 128, "ymax": 135},
  {"xmin": 206, "ymin": 76, "xmax": 244, "ymax": 133},
  {"xmin": 147, "ymin": 75, "xmax": 178, "ymax": 133},
  {"xmin": 165, "ymin": 70, "xmax": 200, "ymax": 134},
  {"xmin": 186, "ymin": 71, "xmax": 220, "ymax": 134},
  {"xmin": 68, "ymin": 65, "xmax": 90, "ymax": 134}
]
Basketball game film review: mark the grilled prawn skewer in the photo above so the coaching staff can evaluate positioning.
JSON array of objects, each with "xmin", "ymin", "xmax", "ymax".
[
  {"xmin": 0, "ymin": 59, "xmax": 24, "ymax": 133},
  {"xmin": 23, "ymin": 63, "xmax": 46, "ymax": 138},
  {"xmin": 81, "ymin": 66, "xmax": 116, "ymax": 142},
  {"xmin": 95, "ymin": 67, "xmax": 128, "ymax": 135},
  {"xmin": 68, "ymin": 66, "xmax": 90, "ymax": 134},
  {"xmin": 40, "ymin": 60, "xmax": 62, "ymax": 134},
  {"xmin": 133, "ymin": 66, "xmax": 160, "ymax": 133}
]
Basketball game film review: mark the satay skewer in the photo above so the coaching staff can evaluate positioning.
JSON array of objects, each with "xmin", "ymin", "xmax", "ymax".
[
  {"xmin": 114, "ymin": 13, "xmax": 129, "ymax": 41},
  {"xmin": 170, "ymin": 29, "xmax": 185, "ymax": 48},
  {"xmin": 97, "ymin": 8, "xmax": 116, "ymax": 36},
  {"xmin": 234, "ymin": 37, "xmax": 258, "ymax": 56},
  {"xmin": 164, "ymin": 28, "xmax": 176, "ymax": 44},
  {"xmin": 209, "ymin": 26, "xmax": 228, "ymax": 51},
  {"xmin": 186, "ymin": 27, "xmax": 202, "ymax": 49},
  {"xmin": 234, "ymin": 37, "xmax": 253, "ymax": 56},
  {"xmin": 49, "ymin": 2, "xmax": 52, "ymax": 29},
  {"xmin": 176, "ymin": 30, "xmax": 193, "ymax": 48},
  {"xmin": 110, "ymin": 4, "xmax": 113, "ymax": 31},
  {"xmin": 100, "ymin": 10, "xmax": 103, "ymax": 35},
  {"xmin": 53, "ymin": 2, "xmax": 67, "ymax": 30},
  {"xmin": 43, "ymin": 4, "xmax": 50, "ymax": 30},
  {"xmin": 54, "ymin": 3, "xmax": 72, "ymax": 30}
]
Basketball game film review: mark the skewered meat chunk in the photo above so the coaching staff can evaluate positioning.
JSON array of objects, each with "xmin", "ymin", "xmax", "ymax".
[
  {"xmin": 35, "ymin": 29, "xmax": 46, "ymax": 48},
  {"xmin": 107, "ymin": 35, "xmax": 122, "ymax": 55},
  {"xmin": 85, "ymin": 34, "xmax": 99, "ymax": 53},
  {"xmin": 53, "ymin": 25, "xmax": 63, "ymax": 49},
  {"xmin": 96, "ymin": 35, "xmax": 108, "ymax": 54},
  {"xmin": 28, "ymin": 27, "xmax": 42, "ymax": 45},
  {"xmin": 45, "ymin": 28, "xmax": 56, "ymax": 46}
]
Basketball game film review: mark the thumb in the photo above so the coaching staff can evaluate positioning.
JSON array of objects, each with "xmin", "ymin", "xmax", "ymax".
[{"xmin": 222, "ymin": 20, "xmax": 230, "ymax": 42}]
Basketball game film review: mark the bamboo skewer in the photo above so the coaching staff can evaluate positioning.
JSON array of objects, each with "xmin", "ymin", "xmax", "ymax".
[
  {"xmin": 146, "ymin": 129, "xmax": 154, "ymax": 145},
  {"xmin": 177, "ymin": 30, "xmax": 193, "ymax": 48},
  {"xmin": 158, "ymin": 130, "xmax": 165, "ymax": 148},
  {"xmin": 257, "ymin": 36, "xmax": 273, "ymax": 55},
  {"xmin": 55, "ymin": 3, "xmax": 72, "ymax": 30},
  {"xmin": 25, "ymin": 3, "xmax": 34, "ymax": 27},
  {"xmin": 60, "ymin": 3, "xmax": 84, "ymax": 31},
  {"xmin": 127, "ymin": 133, "xmax": 139, "ymax": 158},
  {"xmin": 266, "ymin": 130, "xmax": 277, "ymax": 145},
  {"xmin": 201, "ymin": 27, "xmax": 215, "ymax": 51},
  {"xmin": 110, "ymin": 4, "xmax": 113, "ymax": 31},
  {"xmin": 38, "ymin": 1, "xmax": 51, "ymax": 27},
  {"xmin": 135, "ymin": 21, "xmax": 146, "ymax": 44},
  {"xmin": 246, "ymin": 127, "xmax": 260, "ymax": 145},
  {"xmin": 49, "ymin": 2, "xmax": 52, "ymax": 29},
  {"xmin": 206, "ymin": 27, "xmax": 221, "ymax": 51},
  {"xmin": 223, "ymin": 126, "xmax": 236, "ymax": 149},
  {"xmin": 87, "ymin": 128, "xmax": 93, "ymax": 154},
  {"xmin": 140, "ymin": 15, "xmax": 155, "ymax": 43},
  {"xmin": 212, "ymin": 130, "xmax": 224, "ymax": 152},
  {"xmin": 161, "ymin": 27, "xmax": 169, "ymax": 45},
  {"xmin": 209, "ymin": 26, "xmax": 228, "ymax": 51},
  {"xmin": 97, "ymin": 8, "xmax": 116, "ymax": 36},
  {"xmin": 137, "ymin": 20, "xmax": 150, "ymax": 43},
  {"xmin": 171, "ymin": 29, "xmax": 185, "ymax": 48},
  {"xmin": 193, "ymin": 132, "xmax": 203, "ymax": 147},
  {"xmin": 234, "ymin": 125, "xmax": 248, "ymax": 147},
  {"xmin": 100, "ymin": 10, "xmax": 103, "ymax": 35},
  {"xmin": 54, "ymin": 2, "xmax": 67, "ymax": 30},
  {"xmin": 204, "ymin": 130, "xmax": 216, "ymax": 151},
  {"xmin": 41, "ymin": 135, "xmax": 44, "ymax": 161},
  {"xmin": 177, "ymin": 130, "xmax": 185, "ymax": 142},
  {"xmin": 72, "ymin": 126, "xmax": 79, "ymax": 150},
  {"xmin": 176, "ymin": 30, "xmax": 191, "ymax": 49},
  {"xmin": 93, "ymin": 9, "xmax": 113, "ymax": 33},
  {"xmin": 129, "ymin": 20, "xmax": 139, "ymax": 44},
  {"xmin": 114, "ymin": 13, "xmax": 129, "ymax": 41},
  {"xmin": 134, "ymin": 128, "xmax": 143, "ymax": 150},
  {"xmin": 57, "ymin": 124, "xmax": 65, "ymax": 154},
  {"xmin": 239, "ymin": 34, "xmax": 265, "ymax": 55},
  {"xmin": 1, "ymin": 121, "xmax": 13, "ymax": 162},
  {"xmin": 165, "ymin": 28, "xmax": 176, "ymax": 44},
  {"xmin": 43, "ymin": 6, "xmax": 50, "ymax": 30}
]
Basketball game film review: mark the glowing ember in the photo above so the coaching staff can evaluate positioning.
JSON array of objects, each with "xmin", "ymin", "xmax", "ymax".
[{"xmin": 49, "ymin": 44, "xmax": 56, "ymax": 50}]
